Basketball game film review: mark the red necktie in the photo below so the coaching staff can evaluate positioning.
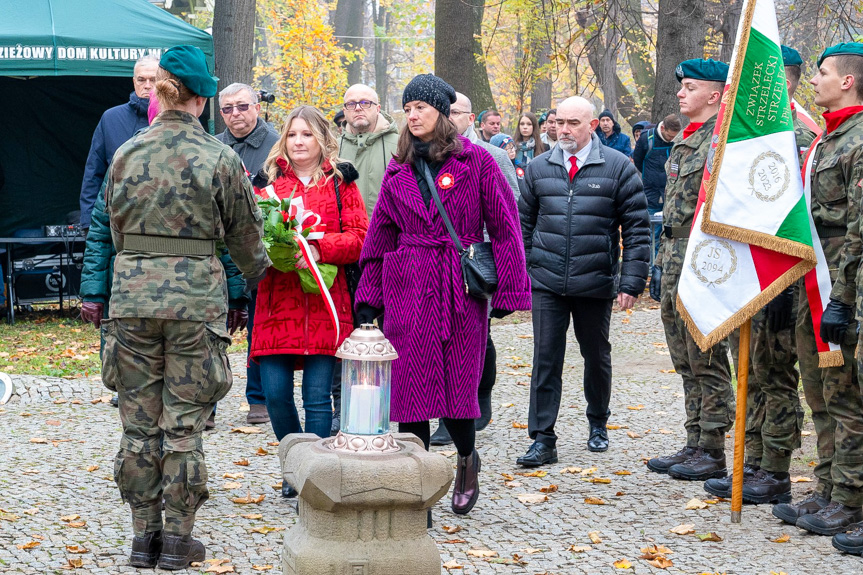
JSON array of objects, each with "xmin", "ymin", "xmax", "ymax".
[{"xmin": 568, "ymin": 156, "xmax": 579, "ymax": 180}]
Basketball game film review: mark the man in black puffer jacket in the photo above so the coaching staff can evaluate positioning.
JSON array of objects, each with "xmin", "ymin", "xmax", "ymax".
[{"xmin": 517, "ymin": 96, "xmax": 650, "ymax": 466}]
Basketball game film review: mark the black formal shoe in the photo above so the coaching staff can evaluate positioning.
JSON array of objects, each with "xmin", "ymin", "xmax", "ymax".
[
  {"xmin": 129, "ymin": 530, "xmax": 162, "ymax": 568},
  {"xmin": 796, "ymin": 502, "xmax": 863, "ymax": 536},
  {"xmin": 703, "ymin": 463, "xmax": 759, "ymax": 498},
  {"xmin": 110, "ymin": 394, "xmax": 119, "ymax": 408},
  {"xmin": 430, "ymin": 419, "xmax": 453, "ymax": 446},
  {"xmin": 773, "ymin": 492, "xmax": 830, "ymax": 525},
  {"xmin": 667, "ymin": 448, "xmax": 727, "ymax": 481},
  {"xmin": 646, "ymin": 445, "xmax": 698, "ymax": 474},
  {"xmin": 832, "ymin": 522, "xmax": 863, "ymax": 554},
  {"xmin": 741, "ymin": 469, "xmax": 792, "ymax": 504},
  {"xmin": 516, "ymin": 442, "xmax": 558, "ymax": 467},
  {"xmin": 475, "ymin": 390, "xmax": 493, "ymax": 431},
  {"xmin": 157, "ymin": 534, "xmax": 205, "ymax": 570},
  {"xmin": 281, "ymin": 482, "xmax": 298, "ymax": 498},
  {"xmin": 587, "ymin": 426, "xmax": 609, "ymax": 452}
]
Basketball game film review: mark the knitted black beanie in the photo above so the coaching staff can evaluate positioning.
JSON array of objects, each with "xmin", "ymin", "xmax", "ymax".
[{"xmin": 402, "ymin": 74, "xmax": 457, "ymax": 117}]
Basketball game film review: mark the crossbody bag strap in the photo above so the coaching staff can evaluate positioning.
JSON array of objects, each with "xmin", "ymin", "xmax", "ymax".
[
  {"xmin": 417, "ymin": 159, "xmax": 464, "ymax": 254},
  {"xmin": 333, "ymin": 176, "xmax": 344, "ymax": 232}
]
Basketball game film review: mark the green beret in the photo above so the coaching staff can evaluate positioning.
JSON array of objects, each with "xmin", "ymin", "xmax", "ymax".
[
  {"xmin": 159, "ymin": 45, "xmax": 218, "ymax": 98},
  {"xmin": 818, "ymin": 42, "xmax": 863, "ymax": 67},
  {"xmin": 781, "ymin": 45, "xmax": 803, "ymax": 67},
  {"xmin": 675, "ymin": 58, "xmax": 729, "ymax": 83}
]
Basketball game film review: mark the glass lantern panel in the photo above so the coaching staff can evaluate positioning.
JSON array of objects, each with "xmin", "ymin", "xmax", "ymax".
[{"xmin": 340, "ymin": 358, "xmax": 391, "ymax": 435}]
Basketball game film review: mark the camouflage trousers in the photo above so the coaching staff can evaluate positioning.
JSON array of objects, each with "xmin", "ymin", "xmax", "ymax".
[
  {"xmin": 101, "ymin": 316, "xmax": 232, "ymax": 536},
  {"xmin": 661, "ymin": 268, "xmax": 734, "ymax": 450},
  {"xmin": 796, "ymin": 284, "xmax": 863, "ymax": 506},
  {"xmin": 728, "ymin": 300, "xmax": 802, "ymax": 473}
]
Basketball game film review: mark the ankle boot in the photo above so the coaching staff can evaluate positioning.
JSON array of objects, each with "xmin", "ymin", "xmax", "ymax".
[
  {"xmin": 703, "ymin": 463, "xmax": 759, "ymax": 498},
  {"xmin": 668, "ymin": 448, "xmax": 727, "ymax": 481},
  {"xmin": 157, "ymin": 534, "xmax": 206, "ymax": 570},
  {"xmin": 430, "ymin": 419, "xmax": 453, "ymax": 446},
  {"xmin": 129, "ymin": 530, "xmax": 162, "ymax": 568},
  {"xmin": 475, "ymin": 389, "xmax": 492, "ymax": 431},
  {"xmin": 741, "ymin": 469, "xmax": 791, "ymax": 504},
  {"xmin": 452, "ymin": 450, "xmax": 481, "ymax": 515}
]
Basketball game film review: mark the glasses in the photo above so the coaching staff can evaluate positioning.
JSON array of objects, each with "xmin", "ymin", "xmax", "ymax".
[
  {"xmin": 449, "ymin": 110, "xmax": 470, "ymax": 117},
  {"xmin": 344, "ymin": 100, "xmax": 377, "ymax": 110},
  {"xmin": 220, "ymin": 103, "xmax": 251, "ymax": 114}
]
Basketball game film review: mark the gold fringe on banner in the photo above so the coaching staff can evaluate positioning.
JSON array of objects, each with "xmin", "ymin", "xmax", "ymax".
[
  {"xmin": 699, "ymin": 222, "xmax": 817, "ymax": 263},
  {"xmin": 818, "ymin": 350, "xmax": 845, "ymax": 368},
  {"xmin": 676, "ymin": 258, "xmax": 813, "ymax": 352}
]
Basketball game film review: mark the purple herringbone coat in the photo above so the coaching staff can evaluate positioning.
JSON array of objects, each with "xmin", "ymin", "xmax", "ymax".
[{"xmin": 355, "ymin": 136, "xmax": 531, "ymax": 422}]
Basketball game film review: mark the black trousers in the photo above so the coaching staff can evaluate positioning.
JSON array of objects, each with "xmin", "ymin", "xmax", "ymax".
[{"xmin": 528, "ymin": 290, "xmax": 613, "ymax": 447}]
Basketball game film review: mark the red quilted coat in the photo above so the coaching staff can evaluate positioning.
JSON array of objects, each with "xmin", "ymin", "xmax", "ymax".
[{"xmin": 250, "ymin": 160, "xmax": 368, "ymax": 362}]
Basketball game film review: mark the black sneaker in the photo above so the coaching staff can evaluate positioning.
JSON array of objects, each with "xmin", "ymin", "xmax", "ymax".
[
  {"xmin": 129, "ymin": 530, "xmax": 161, "ymax": 568},
  {"xmin": 157, "ymin": 534, "xmax": 205, "ymax": 570},
  {"xmin": 647, "ymin": 446, "xmax": 698, "ymax": 474},
  {"xmin": 741, "ymin": 469, "xmax": 791, "ymax": 504},
  {"xmin": 703, "ymin": 464, "xmax": 759, "ymax": 498},
  {"xmin": 668, "ymin": 448, "xmax": 726, "ymax": 481},
  {"xmin": 773, "ymin": 492, "xmax": 830, "ymax": 525}
]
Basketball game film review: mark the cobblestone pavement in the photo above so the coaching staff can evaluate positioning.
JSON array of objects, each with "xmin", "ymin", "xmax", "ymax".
[{"xmin": 0, "ymin": 307, "xmax": 859, "ymax": 574}]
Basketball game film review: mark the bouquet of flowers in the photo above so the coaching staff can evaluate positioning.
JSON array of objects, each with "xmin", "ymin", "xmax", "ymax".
[{"xmin": 258, "ymin": 192, "xmax": 337, "ymax": 294}]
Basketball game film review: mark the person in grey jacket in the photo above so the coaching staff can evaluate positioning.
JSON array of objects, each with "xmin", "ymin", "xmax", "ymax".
[
  {"xmin": 427, "ymin": 91, "xmax": 522, "ymax": 446},
  {"xmin": 517, "ymin": 96, "xmax": 649, "ymax": 466},
  {"xmin": 216, "ymin": 82, "xmax": 280, "ymax": 426}
]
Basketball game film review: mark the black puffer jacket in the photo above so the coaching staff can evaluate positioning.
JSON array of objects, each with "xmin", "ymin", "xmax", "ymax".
[{"xmin": 519, "ymin": 133, "xmax": 650, "ymax": 298}]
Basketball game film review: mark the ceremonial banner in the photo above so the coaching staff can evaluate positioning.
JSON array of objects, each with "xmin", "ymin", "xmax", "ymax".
[{"xmin": 677, "ymin": 0, "xmax": 818, "ymax": 352}]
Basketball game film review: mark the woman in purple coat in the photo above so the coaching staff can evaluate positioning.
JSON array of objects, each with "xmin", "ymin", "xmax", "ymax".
[{"xmin": 354, "ymin": 74, "xmax": 531, "ymax": 515}]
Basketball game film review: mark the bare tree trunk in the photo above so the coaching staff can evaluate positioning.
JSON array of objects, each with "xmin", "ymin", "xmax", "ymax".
[
  {"xmin": 717, "ymin": 0, "xmax": 743, "ymax": 62},
  {"xmin": 332, "ymin": 0, "xmax": 365, "ymax": 85},
  {"xmin": 653, "ymin": 0, "xmax": 706, "ymax": 122},
  {"xmin": 435, "ymin": 0, "xmax": 495, "ymax": 112},
  {"xmin": 530, "ymin": 47, "xmax": 552, "ymax": 112},
  {"xmin": 212, "ymin": 0, "xmax": 257, "ymax": 134},
  {"xmin": 373, "ymin": 3, "xmax": 389, "ymax": 106},
  {"xmin": 620, "ymin": 0, "xmax": 655, "ymax": 113}
]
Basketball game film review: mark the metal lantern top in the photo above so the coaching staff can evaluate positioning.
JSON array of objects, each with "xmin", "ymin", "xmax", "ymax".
[{"xmin": 335, "ymin": 324, "xmax": 398, "ymax": 361}]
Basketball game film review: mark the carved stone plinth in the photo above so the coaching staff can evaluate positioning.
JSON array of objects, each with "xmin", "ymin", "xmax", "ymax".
[{"xmin": 278, "ymin": 433, "xmax": 453, "ymax": 575}]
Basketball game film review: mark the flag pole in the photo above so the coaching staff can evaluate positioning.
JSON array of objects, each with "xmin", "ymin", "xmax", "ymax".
[{"xmin": 730, "ymin": 318, "xmax": 751, "ymax": 523}]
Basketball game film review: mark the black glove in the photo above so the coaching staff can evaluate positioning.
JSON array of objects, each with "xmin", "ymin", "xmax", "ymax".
[
  {"xmin": 820, "ymin": 299, "xmax": 854, "ymax": 344},
  {"xmin": 227, "ymin": 308, "xmax": 249, "ymax": 335},
  {"xmin": 80, "ymin": 302, "xmax": 104, "ymax": 328},
  {"xmin": 649, "ymin": 266, "xmax": 662, "ymax": 302},
  {"xmin": 244, "ymin": 270, "xmax": 267, "ymax": 294},
  {"xmin": 766, "ymin": 287, "xmax": 794, "ymax": 332},
  {"xmin": 490, "ymin": 308, "xmax": 514, "ymax": 319},
  {"xmin": 355, "ymin": 303, "xmax": 383, "ymax": 326}
]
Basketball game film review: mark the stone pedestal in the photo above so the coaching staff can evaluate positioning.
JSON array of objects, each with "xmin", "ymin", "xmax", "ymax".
[{"xmin": 278, "ymin": 433, "xmax": 453, "ymax": 575}]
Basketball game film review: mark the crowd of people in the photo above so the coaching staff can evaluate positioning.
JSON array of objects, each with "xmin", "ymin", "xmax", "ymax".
[{"xmin": 72, "ymin": 37, "xmax": 863, "ymax": 570}]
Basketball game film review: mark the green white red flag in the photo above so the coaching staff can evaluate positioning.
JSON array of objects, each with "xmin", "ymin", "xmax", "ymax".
[{"xmin": 677, "ymin": 0, "xmax": 833, "ymax": 362}]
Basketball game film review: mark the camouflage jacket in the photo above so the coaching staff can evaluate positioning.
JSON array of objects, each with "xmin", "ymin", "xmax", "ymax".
[
  {"xmin": 792, "ymin": 109, "xmax": 818, "ymax": 166},
  {"xmin": 823, "ymin": 111, "xmax": 863, "ymax": 308},
  {"xmin": 655, "ymin": 114, "xmax": 717, "ymax": 275},
  {"xmin": 105, "ymin": 110, "xmax": 270, "ymax": 321}
]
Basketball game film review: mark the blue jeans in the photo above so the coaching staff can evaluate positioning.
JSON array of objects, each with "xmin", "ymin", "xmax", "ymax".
[
  {"xmin": 648, "ymin": 199, "xmax": 663, "ymax": 263},
  {"xmin": 259, "ymin": 354, "xmax": 335, "ymax": 440},
  {"xmin": 245, "ymin": 290, "xmax": 265, "ymax": 405}
]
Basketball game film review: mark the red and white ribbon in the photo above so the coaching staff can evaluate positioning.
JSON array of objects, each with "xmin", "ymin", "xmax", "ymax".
[{"xmin": 294, "ymin": 229, "xmax": 339, "ymax": 347}]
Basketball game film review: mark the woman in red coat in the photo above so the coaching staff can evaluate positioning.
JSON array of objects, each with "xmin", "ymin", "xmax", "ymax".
[{"xmin": 251, "ymin": 106, "xmax": 368, "ymax": 483}]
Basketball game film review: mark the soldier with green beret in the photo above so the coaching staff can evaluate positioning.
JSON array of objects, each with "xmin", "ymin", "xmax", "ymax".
[
  {"xmin": 704, "ymin": 45, "xmax": 816, "ymax": 506},
  {"xmin": 647, "ymin": 58, "xmax": 736, "ymax": 482},
  {"xmin": 103, "ymin": 44, "xmax": 270, "ymax": 570},
  {"xmin": 787, "ymin": 40, "xmax": 863, "ymax": 546}
]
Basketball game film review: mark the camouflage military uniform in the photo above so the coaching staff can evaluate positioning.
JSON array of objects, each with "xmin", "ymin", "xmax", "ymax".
[
  {"xmin": 103, "ymin": 109, "xmax": 269, "ymax": 537},
  {"xmin": 657, "ymin": 114, "xmax": 735, "ymax": 450},
  {"xmin": 817, "ymin": 110, "xmax": 863, "ymax": 507},
  {"xmin": 725, "ymin": 115, "xmax": 816, "ymax": 472}
]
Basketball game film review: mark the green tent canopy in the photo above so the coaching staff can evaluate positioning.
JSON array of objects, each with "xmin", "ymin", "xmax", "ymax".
[{"xmin": 0, "ymin": 0, "xmax": 214, "ymax": 234}]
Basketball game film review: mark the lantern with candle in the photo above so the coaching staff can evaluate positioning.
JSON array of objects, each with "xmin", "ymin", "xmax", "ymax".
[{"xmin": 330, "ymin": 324, "xmax": 399, "ymax": 453}]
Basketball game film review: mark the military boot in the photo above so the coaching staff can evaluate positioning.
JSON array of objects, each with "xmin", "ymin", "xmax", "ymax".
[
  {"xmin": 668, "ymin": 448, "xmax": 727, "ymax": 481},
  {"xmin": 773, "ymin": 492, "xmax": 830, "ymax": 524},
  {"xmin": 129, "ymin": 531, "xmax": 162, "ymax": 568},
  {"xmin": 741, "ymin": 469, "xmax": 792, "ymax": 504},
  {"xmin": 157, "ymin": 534, "xmax": 206, "ymax": 570},
  {"xmin": 646, "ymin": 446, "xmax": 699, "ymax": 474},
  {"xmin": 832, "ymin": 522, "xmax": 863, "ymax": 555},
  {"xmin": 796, "ymin": 501, "xmax": 863, "ymax": 536},
  {"xmin": 703, "ymin": 464, "xmax": 759, "ymax": 498}
]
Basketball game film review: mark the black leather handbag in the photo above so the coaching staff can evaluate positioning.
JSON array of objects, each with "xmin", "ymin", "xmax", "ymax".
[{"xmin": 418, "ymin": 160, "xmax": 498, "ymax": 300}]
